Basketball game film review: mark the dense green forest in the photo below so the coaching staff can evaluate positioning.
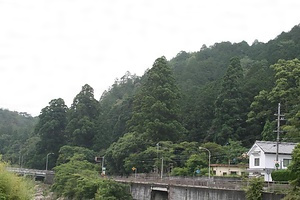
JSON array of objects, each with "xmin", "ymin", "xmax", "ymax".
[{"xmin": 1, "ymin": 24, "xmax": 300, "ymax": 176}]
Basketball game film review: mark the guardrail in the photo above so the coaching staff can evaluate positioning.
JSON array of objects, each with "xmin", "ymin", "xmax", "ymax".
[{"xmin": 6, "ymin": 167, "xmax": 54, "ymax": 177}]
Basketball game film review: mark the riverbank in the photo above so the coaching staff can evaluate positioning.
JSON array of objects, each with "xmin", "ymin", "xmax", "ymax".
[{"xmin": 34, "ymin": 183, "xmax": 54, "ymax": 200}]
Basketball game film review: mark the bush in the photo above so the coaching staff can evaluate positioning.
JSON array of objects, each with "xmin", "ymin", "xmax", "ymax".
[
  {"xmin": 95, "ymin": 179, "xmax": 133, "ymax": 200},
  {"xmin": 0, "ymin": 159, "xmax": 33, "ymax": 200},
  {"xmin": 171, "ymin": 167, "xmax": 189, "ymax": 176},
  {"xmin": 245, "ymin": 177, "xmax": 264, "ymax": 200},
  {"xmin": 283, "ymin": 187, "xmax": 300, "ymax": 200},
  {"xmin": 271, "ymin": 169, "xmax": 296, "ymax": 182},
  {"xmin": 52, "ymin": 154, "xmax": 132, "ymax": 200},
  {"xmin": 52, "ymin": 155, "xmax": 101, "ymax": 199}
]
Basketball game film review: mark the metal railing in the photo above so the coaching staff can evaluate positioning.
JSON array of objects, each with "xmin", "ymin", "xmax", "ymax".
[{"xmin": 110, "ymin": 174, "xmax": 291, "ymax": 192}]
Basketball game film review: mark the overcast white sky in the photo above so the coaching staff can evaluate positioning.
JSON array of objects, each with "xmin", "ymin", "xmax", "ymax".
[{"xmin": 1, "ymin": 0, "xmax": 300, "ymax": 116}]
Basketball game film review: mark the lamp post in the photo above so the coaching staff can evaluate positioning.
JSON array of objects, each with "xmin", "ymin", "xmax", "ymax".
[
  {"xmin": 199, "ymin": 147, "xmax": 211, "ymax": 180},
  {"xmin": 46, "ymin": 153, "xmax": 54, "ymax": 171}
]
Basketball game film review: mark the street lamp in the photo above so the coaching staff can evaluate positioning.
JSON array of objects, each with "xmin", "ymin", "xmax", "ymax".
[
  {"xmin": 199, "ymin": 147, "xmax": 211, "ymax": 180},
  {"xmin": 46, "ymin": 153, "xmax": 54, "ymax": 171}
]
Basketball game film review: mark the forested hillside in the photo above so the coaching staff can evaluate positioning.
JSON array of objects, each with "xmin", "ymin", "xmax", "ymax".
[
  {"xmin": 0, "ymin": 109, "xmax": 37, "ymax": 164},
  {"xmin": 1, "ymin": 24, "xmax": 300, "ymax": 175}
]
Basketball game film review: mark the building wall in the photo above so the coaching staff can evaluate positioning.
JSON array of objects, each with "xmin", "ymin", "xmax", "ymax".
[
  {"xmin": 212, "ymin": 166, "xmax": 246, "ymax": 176},
  {"xmin": 249, "ymin": 145, "xmax": 266, "ymax": 169},
  {"xmin": 265, "ymin": 154, "xmax": 292, "ymax": 169},
  {"xmin": 248, "ymin": 145, "xmax": 293, "ymax": 181}
]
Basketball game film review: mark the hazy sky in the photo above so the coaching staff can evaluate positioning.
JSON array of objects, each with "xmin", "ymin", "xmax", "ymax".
[{"xmin": 1, "ymin": 0, "xmax": 300, "ymax": 116}]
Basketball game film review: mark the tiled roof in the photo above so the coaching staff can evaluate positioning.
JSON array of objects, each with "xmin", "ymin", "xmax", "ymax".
[{"xmin": 255, "ymin": 141, "xmax": 298, "ymax": 154}]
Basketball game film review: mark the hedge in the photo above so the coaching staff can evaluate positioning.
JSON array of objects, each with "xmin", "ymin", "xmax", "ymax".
[{"xmin": 271, "ymin": 169, "xmax": 296, "ymax": 182}]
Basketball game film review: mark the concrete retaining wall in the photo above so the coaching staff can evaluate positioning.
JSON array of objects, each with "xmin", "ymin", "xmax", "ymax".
[
  {"xmin": 131, "ymin": 183, "xmax": 152, "ymax": 200},
  {"xmin": 169, "ymin": 185, "xmax": 245, "ymax": 200},
  {"xmin": 130, "ymin": 182, "xmax": 285, "ymax": 200}
]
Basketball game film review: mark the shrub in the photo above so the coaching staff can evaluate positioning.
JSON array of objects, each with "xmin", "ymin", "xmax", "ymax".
[
  {"xmin": 245, "ymin": 177, "xmax": 264, "ymax": 200},
  {"xmin": 171, "ymin": 167, "xmax": 189, "ymax": 176},
  {"xmin": 95, "ymin": 179, "xmax": 133, "ymax": 200},
  {"xmin": 52, "ymin": 154, "xmax": 132, "ymax": 200},
  {"xmin": 271, "ymin": 169, "xmax": 296, "ymax": 182},
  {"xmin": 0, "ymin": 159, "xmax": 33, "ymax": 200}
]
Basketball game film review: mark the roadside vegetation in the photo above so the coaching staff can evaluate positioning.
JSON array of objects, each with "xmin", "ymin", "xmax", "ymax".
[
  {"xmin": 51, "ymin": 150, "xmax": 132, "ymax": 200},
  {"xmin": 0, "ymin": 157, "xmax": 33, "ymax": 200}
]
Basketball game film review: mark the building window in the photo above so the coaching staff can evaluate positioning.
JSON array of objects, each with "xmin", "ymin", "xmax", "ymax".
[
  {"xmin": 230, "ymin": 171, "xmax": 237, "ymax": 175},
  {"xmin": 223, "ymin": 172, "xmax": 227, "ymax": 176},
  {"xmin": 213, "ymin": 171, "xmax": 216, "ymax": 175},
  {"xmin": 283, "ymin": 159, "xmax": 292, "ymax": 167},
  {"xmin": 254, "ymin": 158, "xmax": 260, "ymax": 166}
]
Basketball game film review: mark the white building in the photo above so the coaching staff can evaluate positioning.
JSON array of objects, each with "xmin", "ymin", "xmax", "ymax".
[{"xmin": 247, "ymin": 140, "xmax": 297, "ymax": 182}]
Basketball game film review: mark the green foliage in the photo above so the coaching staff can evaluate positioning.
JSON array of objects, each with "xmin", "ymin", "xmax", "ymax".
[
  {"xmin": 94, "ymin": 73, "xmax": 137, "ymax": 151},
  {"xmin": 180, "ymin": 82, "xmax": 219, "ymax": 142},
  {"xmin": 171, "ymin": 167, "xmax": 189, "ymax": 176},
  {"xmin": 66, "ymin": 84, "xmax": 99, "ymax": 148},
  {"xmin": 0, "ymin": 109, "xmax": 37, "ymax": 165},
  {"xmin": 288, "ymin": 144, "xmax": 300, "ymax": 187},
  {"xmin": 283, "ymin": 187, "xmax": 300, "ymax": 200},
  {"xmin": 56, "ymin": 145, "xmax": 96, "ymax": 166},
  {"xmin": 271, "ymin": 169, "xmax": 296, "ymax": 182},
  {"xmin": 127, "ymin": 56, "xmax": 186, "ymax": 143},
  {"xmin": 261, "ymin": 120, "xmax": 276, "ymax": 141},
  {"xmin": 0, "ymin": 159, "xmax": 33, "ymax": 200},
  {"xmin": 52, "ymin": 153, "xmax": 132, "ymax": 200},
  {"xmin": 95, "ymin": 179, "xmax": 132, "ymax": 200},
  {"xmin": 4, "ymin": 24, "xmax": 300, "ymax": 177},
  {"xmin": 201, "ymin": 142, "xmax": 224, "ymax": 164},
  {"xmin": 210, "ymin": 57, "xmax": 245, "ymax": 144},
  {"xmin": 105, "ymin": 132, "xmax": 149, "ymax": 174},
  {"xmin": 124, "ymin": 145, "xmax": 158, "ymax": 174},
  {"xmin": 185, "ymin": 154, "xmax": 207, "ymax": 175},
  {"xmin": 52, "ymin": 155, "xmax": 100, "ymax": 199},
  {"xmin": 248, "ymin": 59, "xmax": 300, "ymax": 143},
  {"xmin": 245, "ymin": 177, "xmax": 264, "ymax": 200},
  {"xmin": 223, "ymin": 140, "xmax": 248, "ymax": 164},
  {"xmin": 281, "ymin": 144, "xmax": 300, "ymax": 199},
  {"xmin": 106, "ymin": 57, "xmax": 186, "ymax": 174},
  {"xmin": 33, "ymin": 98, "xmax": 68, "ymax": 169}
]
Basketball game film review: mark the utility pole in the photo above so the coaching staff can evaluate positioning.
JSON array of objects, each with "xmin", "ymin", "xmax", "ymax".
[
  {"xmin": 161, "ymin": 157, "xmax": 164, "ymax": 179},
  {"xmin": 275, "ymin": 103, "xmax": 285, "ymax": 167},
  {"xmin": 156, "ymin": 143, "xmax": 160, "ymax": 174},
  {"xmin": 101, "ymin": 156, "xmax": 105, "ymax": 175}
]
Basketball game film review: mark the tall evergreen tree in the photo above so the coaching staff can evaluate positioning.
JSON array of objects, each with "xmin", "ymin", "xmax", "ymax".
[
  {"xmin": 66, "ymin": 84, "xmax": 99, "ymax": 147},
  {"xmin": 105, "ymin": 57, "xmax": 186, "ymax": 174},
  {"xmin": 209, "ymin": 57, "xmax": 244, "ymax": 144},
  {"xmin": 93, "ymin": 72, "xmax": 138, "ymax": 151},
  {"xmin": 261, "ymin": 120, "xmax": 276, "ymax": 141},
  {"xmin": 34, "ymin": 98, "xmax": 68, "ymax": 169},
  {"xmin": 248, "ymin": 59, "xmax": 300, "ymax": 142},
  {"xmin": 127, "ymin": 56, "xmax": 186, "ymax": 143}
]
